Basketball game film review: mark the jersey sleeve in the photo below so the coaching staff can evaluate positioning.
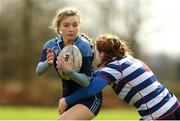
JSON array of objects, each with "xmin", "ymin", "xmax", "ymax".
[
  {"xmin": 65, "ymin": 76, "xmax": 108, "ymax": 105},
  {"xmin": 96, "ymin": 65, "xmax": 122, "ymax": 84},
  {"xmin": 38, "ymin": 40, "xmax": 55, "ymax": 62},
  {"xmin": 66, "ymin": 70, "xmax": 91, "ymax": 87},
  {"xmin": 36, "ymin": 40, "xmax": 55, "ymax": 75}
]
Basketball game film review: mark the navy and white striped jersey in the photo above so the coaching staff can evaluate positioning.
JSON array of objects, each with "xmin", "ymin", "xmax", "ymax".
[{"xmin": 95, "ymin": 56, "xmax": 180, "ymax": 120}]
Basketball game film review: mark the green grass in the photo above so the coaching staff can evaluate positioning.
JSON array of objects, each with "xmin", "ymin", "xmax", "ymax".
[
  {"xmin": 95, "ymin": 108, "xmax": 140, "ymax": 120},
  {"xmin": 0, "ymin": 105, "xmax": 140, "ymax": 120}
]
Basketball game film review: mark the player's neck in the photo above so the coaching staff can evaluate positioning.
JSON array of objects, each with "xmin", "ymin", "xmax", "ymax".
[{"xmin": 63, "ymin": 40, "xmax": 73, "ymax": 46}]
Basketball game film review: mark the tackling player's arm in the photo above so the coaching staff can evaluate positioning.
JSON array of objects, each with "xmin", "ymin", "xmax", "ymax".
[
  {"xmin": 65, "ymin": 76, "xmax": 108, "ymax": 104},
  {"xmin": 58, "ymin": 76, "xmax": 108, "ymax": 114}
]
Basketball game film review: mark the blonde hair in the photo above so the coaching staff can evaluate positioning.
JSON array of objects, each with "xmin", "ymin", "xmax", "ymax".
[
  {"xmin": 49, "ymin": 7, "xmax": 81, "ymax": 34},
  {"xmin": 96, "ymin": 33, "xmax": 132, "ymax": 66}
]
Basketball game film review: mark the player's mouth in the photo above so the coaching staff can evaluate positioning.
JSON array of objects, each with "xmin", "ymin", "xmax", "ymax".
[{"xmin": 67, "ymin": 34, "xmax": 74, "ymax": 37}]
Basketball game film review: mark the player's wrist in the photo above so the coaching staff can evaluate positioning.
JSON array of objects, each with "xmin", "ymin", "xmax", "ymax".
[
  {"xmin": 64, "ymin": 97, "xmax": 70, "ymax": 105},
  {"xmin": 61, "ymin": 98, "xmax": 68, "ymax": 106},
  {"xmin": 45, "ymin": 60, "xmax": 52, "ymax": 66},
  {"xmin": 66, "ymin": 70, "xmax": 75, "ymax": 76}
]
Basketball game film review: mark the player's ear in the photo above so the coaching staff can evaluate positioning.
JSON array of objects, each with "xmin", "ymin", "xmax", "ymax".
[{"xmin": 99, "ymin": 52, "xmax": 105, "ymax": 59}]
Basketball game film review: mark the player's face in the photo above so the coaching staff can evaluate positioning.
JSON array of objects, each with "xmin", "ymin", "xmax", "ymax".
[
  {"xmin": 59, "ymin": 15, "xmax": 80, "ymax": 44},
  {"xmin": 95, "ymin": 49, "xmax": 104, "ymax": 65}
]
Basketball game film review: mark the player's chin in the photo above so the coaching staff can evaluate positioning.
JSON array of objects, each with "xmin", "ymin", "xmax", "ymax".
[
  {"xmin": 67, "ymin": 36, "xmax": 76, "ymax": 42},
  {"xmin": 96, "ymin": 60, "xmax": 102, "ymax": 66}
]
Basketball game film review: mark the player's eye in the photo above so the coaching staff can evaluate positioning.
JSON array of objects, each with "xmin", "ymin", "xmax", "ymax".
[
  {"xmin": 73, "ymin": 24, "xmax": 78, "ymax": 27},
  {"xmin": 63, "ymin": 24, "xmax": 69, "ymax": 27}
]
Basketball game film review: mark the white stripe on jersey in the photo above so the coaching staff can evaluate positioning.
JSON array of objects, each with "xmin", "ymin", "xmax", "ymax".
[
  {"xmin": 129, "ymin": 81, "xmax": 161, "ymax": 105},
  {"xmin": 110, "ymin": 57, "xmax": 129, "ymax": 66},
  {"xmin": 118, "ymin": 71, "xmax": 154, "ymax": 100},
  {"xmin": 152, "ymin": 95, "xmax": 177, "ymax": 118},
  {"xmin": 129, "ymin": 71, "xmax": 154, "ymax": 86},
  {"xmin": 142, "ymin": 95, "xmax": 177, "ymax": 119},
  {"xmin": 138, "ymin": 88, "xmax": 169, "ymax": 110},
  {"xmin": 122, "ymin": 61, "xmax": 143, "ymax": 79},
  {"xmin": 100, "ymin": 67, "xmax": 122, "ymax": 80},
  {"xmin": 118, "ymin": 83, "xmax": 132, "ymax": 100}
]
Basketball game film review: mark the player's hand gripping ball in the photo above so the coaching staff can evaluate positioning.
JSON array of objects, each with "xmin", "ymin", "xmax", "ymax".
[{"xmin": 56, "ymin": 45, "xmax": 82, "ymax": 80}]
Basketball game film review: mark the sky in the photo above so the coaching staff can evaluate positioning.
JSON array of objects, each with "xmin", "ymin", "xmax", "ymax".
[{"xmin": 138, "ymin": 0, "xmax": 180, "ymax": 57}]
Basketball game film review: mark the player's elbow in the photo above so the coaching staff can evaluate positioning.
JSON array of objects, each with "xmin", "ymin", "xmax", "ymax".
[
  {"xmin": 36, "ymin": 65, "xmax": 45, "ymax": 76},
  {"xmin": 36, "ymin": 61, "xmax": 49, "ymax": 76},
  {"xmin": 36, "ymin": 67, "xmax": 42, "ymax": 76}
]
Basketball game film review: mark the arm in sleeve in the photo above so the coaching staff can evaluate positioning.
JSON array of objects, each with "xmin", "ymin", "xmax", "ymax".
[
  {"xmin": 65, "ymin": 77, "xmax": 108, "ymax": 105},
  {"xmin": 36, "ymin": 60, "xmax": 50, "ymax": 75},
  {"xmin": 36, "ymin": 48, "xmax": 51, "ymax": 75},
  {"xmin": 66, "ymin": 70, "xmax": 91, "ymax": 87}
]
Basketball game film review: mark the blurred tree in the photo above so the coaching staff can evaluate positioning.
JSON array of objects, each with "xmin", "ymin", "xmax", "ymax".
[
  {"xmin": 96, "ymin": 0, "xmax": 145, "ymax": 58},
  {"xmin": 123, "ymin": 0, "xmax": 141, "ymax": 57},
  {"xmin": 0, "ymin": 0, "xmax": 20, "ymax": 81},
  {"xmin": 20, "ymin": 0, "xmax": 34, "ymax": 81},
  {"xmin": 0, "ymin": 17, "xmax": 9, "ymax": 81}
]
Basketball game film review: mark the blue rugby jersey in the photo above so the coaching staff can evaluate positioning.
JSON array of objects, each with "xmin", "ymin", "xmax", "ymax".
[
  {"xmin": 37, "ymin": 34, "xmax": 94, "ymax": 96},
  {"xmin": 96, "ymin": 56, "xmax": 179, "ymax": 120}
]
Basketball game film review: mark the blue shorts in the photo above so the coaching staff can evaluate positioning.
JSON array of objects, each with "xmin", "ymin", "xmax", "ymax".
[{"xmin": 66, "ymin": 92, "xmax": 103, "ymax": 116}]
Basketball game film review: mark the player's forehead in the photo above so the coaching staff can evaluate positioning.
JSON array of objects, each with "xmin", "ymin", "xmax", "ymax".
[{"xmin": 61, "ymin": 16, "xmax": 79, "ymax": 25}]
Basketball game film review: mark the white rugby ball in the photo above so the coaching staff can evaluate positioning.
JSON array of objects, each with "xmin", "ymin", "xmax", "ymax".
[{"xmin": 57, "ymin": 44, "xmax": 82, "ymax": 80}]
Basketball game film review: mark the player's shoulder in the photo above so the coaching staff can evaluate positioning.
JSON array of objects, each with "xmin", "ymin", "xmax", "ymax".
[
  {"xmin": 43, "ymin": 36, "xmax": 61, "ymax": 49},
  {"xmin": 75, "ymin": 35, "xmax": 92, "ymax": 47}
]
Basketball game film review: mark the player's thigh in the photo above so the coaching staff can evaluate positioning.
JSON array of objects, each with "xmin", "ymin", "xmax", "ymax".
[{"xmin": 58, "ymin": 104, "xmax": 95, "ymax": 120}]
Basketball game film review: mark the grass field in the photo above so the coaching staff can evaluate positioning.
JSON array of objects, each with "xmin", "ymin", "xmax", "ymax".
[{"xmin": 0, "ymin": 105, "xmax": 140, "ymax": 120}]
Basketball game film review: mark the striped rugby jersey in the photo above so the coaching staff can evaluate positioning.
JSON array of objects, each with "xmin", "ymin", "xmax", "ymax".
[{"xmin": 95, "ymin": 56, "xmax": 179, "ymax": 120}]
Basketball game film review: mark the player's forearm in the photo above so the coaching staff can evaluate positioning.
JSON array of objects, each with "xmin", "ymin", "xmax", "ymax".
[
  {"xmin": 65, "ymin": 77, "xmax": 108, "ymax": 105},
  {"xmin": 36, "ymin": 60, "xmax": 50, "ymax": 75},
  {"xmin": 66, "ymin": 70, "xmax": 91, "ymax": 87},
  {"xmin": 65, "ymin": 84, "xmax": 95, "ymax": 105}
]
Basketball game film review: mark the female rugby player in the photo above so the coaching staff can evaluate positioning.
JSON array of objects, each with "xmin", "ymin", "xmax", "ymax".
[
  {"xmin": 36, "ymin": 7, "xmax": 102, "ymax": 120},
  {"xmin": 57, "ymin": 33, "xmax": 180, "ymax": 120}
]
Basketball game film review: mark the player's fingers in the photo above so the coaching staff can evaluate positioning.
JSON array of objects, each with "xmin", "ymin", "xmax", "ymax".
[
  {"xmin": 58, "ymin": 53, "xmax": 63, "ymax": 59},
  {"xmin": 58, "ymin": 102, "xmax": 63, "ymax": 114},
  {"xmin": 46, "ymin": 48, "xmax": 50, "ymax": 54},
  {"xmin": 56, "ymin": 59, "xmax": 62, "ymax": 68},
  {"xmin": 46, "ymin": 48, "xmax": 54, "ymax": 54},
  {"xmin": 47, "ymin": 53, "xmax": 54, "ymax": 59},
  {"xmin": 58, "ymin": 106, "xmax": 66, "ymax": 115},
  {"xmin": 57, "ymin": 56, "xmax": 64, "ymax": 64},
  {"xmin": 47, "ymin": 56, "xmax": 54, "ymax": 62},
  {"xmin": 58, "ymin": 105, "xmax": 61, "ymax": 113}
]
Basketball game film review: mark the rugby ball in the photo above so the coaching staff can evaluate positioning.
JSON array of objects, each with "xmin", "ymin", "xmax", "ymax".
[{"xmin": 57, "ymin": 44, "xmax": 82, "ymax": 80}]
